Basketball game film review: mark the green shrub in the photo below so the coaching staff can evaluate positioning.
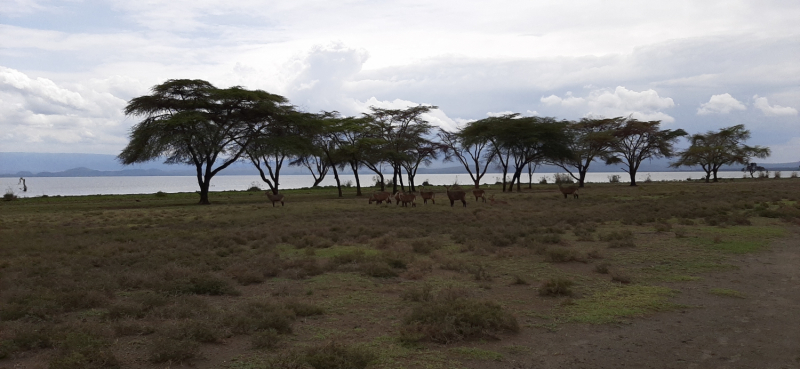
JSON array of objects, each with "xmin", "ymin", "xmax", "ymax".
[
  {"xmin": 538, "ymin": 278, "xmax": 574, "ymax": 297},
  {"xmin": 599, "ymin": 230, "xmax": 633, "ymax": 241},
  {"xmin": 304, "ymin": 342, "xmax": 377, "ymax": 369},
  {"xmin": 148, "ymin": 337, "xmax": 197, "ymax": 364},
  {"xmin": 608, "ymin": 175, "xmax": 621, "ymax": 183},
  {"xmin": 545, "ymin": 248, "xmax": 585, "ymax": 263},
  {"xmin": 594, "ymin": 263, "xmax": 611, "ymax": 274},
  {"xmin": 401, "ymin": 283, "xmax": 434, "ymax": 302},
  {"xmin": 3, "ymin": 189, "xmax": 16, "ymax": 201},
  {"xmin": 251, "ymin": 329, "xmax": 281, "ymax": 350},
  {"xmin": 608, "ymin": 240, "xmax": 636, "ymax": 248},
  {"xmin": 285, "ymin": 301, "xmax": 324, "ymax": 317},
  {"xmin": 400, "ymin": 298, "xmax": 519, "ymax": 344},
  {"xmin": 166, "ymin": 275, "xmax": 239, "ymax": 296},
  {"xmin": 154, "ymin": 191, "xmax": 167, "ymax": 197}
]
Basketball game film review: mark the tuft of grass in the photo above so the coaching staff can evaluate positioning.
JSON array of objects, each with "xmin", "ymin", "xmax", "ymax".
[
  {"xmin": 608, "ymin": 239, "xmax": 636, "ymax": 248},
  {"xmin": 285, "ymin": 300, "xmax": 325, "ymax": 317},
  {"xmin": 709, "ymin": 288, "xmax": 746, "ymax": 299},
  {"xmin": 610, "ymin": 269, "xmax": 632, "ymax": 284},
  {"xmin": 251, "ymin": 329, "xmax": 281, "ymax": 350},
  {"xmin": 303, "ymin": 342, "xmax": 377, "ymax": 369},
  {"xmin": 400, "ymin": 297, "xmax": 519, "ymax": 344},
  {"xmin": 566, "ymin": 285, "xmax": 678, "ymax": 324},
  {"xmin": 538, "ymin": 278, "xmax": 574, "ymax": 297},
  {"xmin": 545, "ymin": 248, "xmax": 586, "ymax": 263},
  {"xmin": 450, "ymin": 347, "xmax": 504, "ymax": 361},
  {"xmin": 148, "ymin": 337, "xmax": 198, "ymax": 364},
  {"xmin": 401, "ymin": 283, "xmax": 434, "ymax": 302},
  {"xmin": 594, "ymin": 263, "xmax": 611, "ymax": 274},
  {"xmin": 510, "ymin": 275, "xmax": 528, "ymax": 285}
]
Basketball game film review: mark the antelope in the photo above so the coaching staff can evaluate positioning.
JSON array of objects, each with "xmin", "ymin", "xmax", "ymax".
[
  {"xmin": 444, "ymin": 185, "xmax": 467, "ymax": 208},
  {"xmin": 488, "ymin": 194, "xmax": 509, "ymax": 205},
  {"xmin": 265, "ymin": 192, "xmax": 285, "ymax": 206},
  {"xmin": 558, "ymin": 184, "xmax": 579, "ymax": 199},
  {"xmin": 368, "ymin": 191, "xmax": 392, "ymax": 205},
  {"xmin": 472, "ymin": 188, "xmax": 486, "ymax": 202},
  {"xmin": 393, "ymin": 191, "xmax": 402, "ymax": 206},
  {"xmin": 418, "ymin": 187, "xmax": 435, "ymax": 205},
  {"xmin": 397, "ymin": 192, "xmax": 417, "ymax": 207}
]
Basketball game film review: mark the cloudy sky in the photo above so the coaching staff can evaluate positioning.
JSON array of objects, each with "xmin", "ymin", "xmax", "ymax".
[{"xmin": 2, "ymin": 0, "xmax": 799, "ymax": 161}]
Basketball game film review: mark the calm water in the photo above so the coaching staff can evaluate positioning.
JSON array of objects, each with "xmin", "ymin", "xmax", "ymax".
[{"xmin": 2, "ymin": 171, "xmax": 748, "ymax": 198}]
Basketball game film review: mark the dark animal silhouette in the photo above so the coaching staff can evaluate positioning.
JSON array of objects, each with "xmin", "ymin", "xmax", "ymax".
[
  {"xmin": 419, "ymin": 187, "xmax": 435, "ymax": 205},
  {"xmin": 444, "ymin": 185, "xmax": 467, "ymax": 207},
  {"xmin": 396, "ymin": 192, "xmax": 417, "ymax": 207},
  {"xmin": 558, "ymin": 184, "xmax": 579, "ymax": 199},
  {"xmin": 368, "ymin": 191, "xmax": 392, "ymax": 205},
  {"xmin": 472, "ymin": 189, "xmax": 486, "ymax": 202},
  {"xmin": 266, "ymin": 192, "xmax": 285, "ymax": 206}
]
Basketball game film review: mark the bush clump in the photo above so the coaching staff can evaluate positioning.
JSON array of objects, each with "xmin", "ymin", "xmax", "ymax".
[
  {"xmin": 304, "ymin": 342, "xmax": 377, "ymax": 369},
  {"xmin": 538, "ymin": 278, "xmax": 574, "ymax": 297},
  {"xmin": 400, "ymin": 295, "xmax": 519, "ymax": 344}
]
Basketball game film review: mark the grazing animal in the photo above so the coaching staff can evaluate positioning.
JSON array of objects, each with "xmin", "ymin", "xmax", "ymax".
[
  {"xmin": 472, "ymin": 189, "xmax": 486, "ymax": 202},
  {"xmin": 488, "ymin": 194, "xmax": 508, "ymax": 206},
  {"xmin": 265, "ymin": 192, "xmax": 285, "ymax": 206},
  {"xmin": 558, "ymin": 184, "xmax": 579, "ymax": 199},
  {"xmin": 419, "ymin": 187, "xmax": 435, "ymax": 205},
  {"xmin": 393, "ymin": 191, "xmax": 403, "ymax": 206},
  {"xmin": 397, "ymin": 192, "xmax": 417, "ymax": 207},
  {"xmin": 444, "ymin": 185, "xmax": 467, "ymax": 208},
  {"xmin": 368, "ymin": 191, "xmax": 392, "ymax": 205}
]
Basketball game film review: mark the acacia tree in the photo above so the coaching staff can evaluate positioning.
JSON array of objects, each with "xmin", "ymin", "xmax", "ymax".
[
  {"xmin": 742, "ymin": 162, "xmax": 767, "ymax": 178},
  {"xmin": 671, "ymin": 124, "xmax": 770, "ymax": 183},
  {"xmin": 439, "ymin": 127, "xmax": 496, "ymax": 189},
  {"xmin": 501, "ymin": 117, "xmax": 572, "ymax": 192},
  {"xmin": 245, "ymin": 111, "xmax": 312, "ymax": 194},
  {"xmin": 119, "ymin": 79, "xmax": 288, "ymax": 204},
  {"xmin": 604, "ymin": 118, "xmax": 687, "ymax": 186},
  {"xmin": 401, "ymin": 139, "xmax": 443, "ymax": 192},
  {"xmin": 334, "ymin": 116, "xmax": 378, "ymax": 196},
  {"xmin": 548, "ymin": 117, "xmax": 621, "ymax": 187},
  {"xmin": 364, "ymin": 105, "xmax": 436, "ymax": 193},
  {"xmin": 460, "ymin": 114, "xmax": 515, "ymax": 191}
]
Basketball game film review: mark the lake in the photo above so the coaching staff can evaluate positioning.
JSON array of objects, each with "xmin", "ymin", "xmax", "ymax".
[{"xmin": 1, "ymin": 171, "xmax": 754, "ymax": 198}]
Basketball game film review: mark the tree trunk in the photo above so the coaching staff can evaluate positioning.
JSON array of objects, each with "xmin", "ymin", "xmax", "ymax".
[
  {"xmin": 351, "ymin": 163, "xmax": 362, "ymax": 196},
  {"xmin": 712, "ymin": 169, "xmax": 719, "ymax": 182},
  {"xmin": 629, "ymin": 170, "xmax": 637, "ymax": 186},
  {"xmin": 578, "ymin": 170, "xmax": 587, "ymax": 188},
  {"xmin": 198, "ymin": 180, "xmax": 211, "ymax": 205},
  {"xmin": 705, "ymin": 172, "xmax": 711, "ymax": 183},
  {"xmin": 501, "ymin": 168, "xmax": 508, "ymax": 192},
  {"xmin": 332, "ymin": 164, "xmax": 343, "ymax": 197},
  {"xmin": 392, "ymin": 166, "xmax": 398, "ymax": 193},
  {"xmin": 474, "ymin": 179, "xmax": 480, "ymax": 189},
  {"xmin": 377, "ymin": 173, "xmax": 385, "ymax": 191}
]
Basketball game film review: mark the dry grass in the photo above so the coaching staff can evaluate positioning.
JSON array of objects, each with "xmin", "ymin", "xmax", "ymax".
[{"xmin": 0, "ymin": 179, "xmax": 797, "ymax": 367}]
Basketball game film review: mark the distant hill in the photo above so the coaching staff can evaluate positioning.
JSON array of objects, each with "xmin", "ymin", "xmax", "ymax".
[{"xmin": 1, "ymin": 152, "xmax": 798, "ymax": 177}]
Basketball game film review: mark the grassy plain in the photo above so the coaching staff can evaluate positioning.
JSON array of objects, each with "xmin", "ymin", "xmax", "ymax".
[{"xmin": 1, "ymin": 177, "xmax": 799, "ymax": 368}]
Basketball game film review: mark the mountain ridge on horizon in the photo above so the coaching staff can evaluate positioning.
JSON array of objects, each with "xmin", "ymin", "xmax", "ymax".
[{"xmin": 2, "ymin": 152, "xmax": 798, "ymax": 178}]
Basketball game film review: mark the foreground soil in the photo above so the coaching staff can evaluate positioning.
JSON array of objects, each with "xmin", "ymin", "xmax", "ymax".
[{"xmin": 471, "ymin": 228, "xmax": 800, "ymax": 369}]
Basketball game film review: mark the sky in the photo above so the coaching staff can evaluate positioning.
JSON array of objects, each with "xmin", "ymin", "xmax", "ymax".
[{"xmin": 1, "ymin": 0, "xmax": 799, "ymax": 162}]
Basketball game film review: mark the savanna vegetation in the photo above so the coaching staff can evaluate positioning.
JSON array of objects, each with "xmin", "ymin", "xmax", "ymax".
[
  {"xmin": 119, "ymin": 79, "xmax": 774, "ymax": 206},
  {"xmin": 2, "ymin": 177, "xmax": 799, "ymax": 368}
]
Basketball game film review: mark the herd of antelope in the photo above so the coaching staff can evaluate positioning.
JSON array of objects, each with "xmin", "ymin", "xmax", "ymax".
[{"xmin": 267, "ymin": 184, "xmax": 579, "ymax": 207}]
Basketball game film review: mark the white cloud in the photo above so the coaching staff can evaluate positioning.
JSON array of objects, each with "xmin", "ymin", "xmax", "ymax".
[
  {"xmin": 580, "ymin": 86, "xmax": 675, "ymax": 122},
  {"xmin": 540, "ymin": 92, "xmax": 585, "ymax": 107},
  {"xmin": 486, "ymin": 111, "xmax": 515, "ymax": 117},
  {"xmin": 0, "ymin": 67, "xmax": 129, "ymax": 153},
  {"xmin": 753, "ymin": 95, "xmax": 798, "ymax": 116},
  {"xmin": 697, "ymin": 93, "xmax": 746, "ymax": 115}
]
